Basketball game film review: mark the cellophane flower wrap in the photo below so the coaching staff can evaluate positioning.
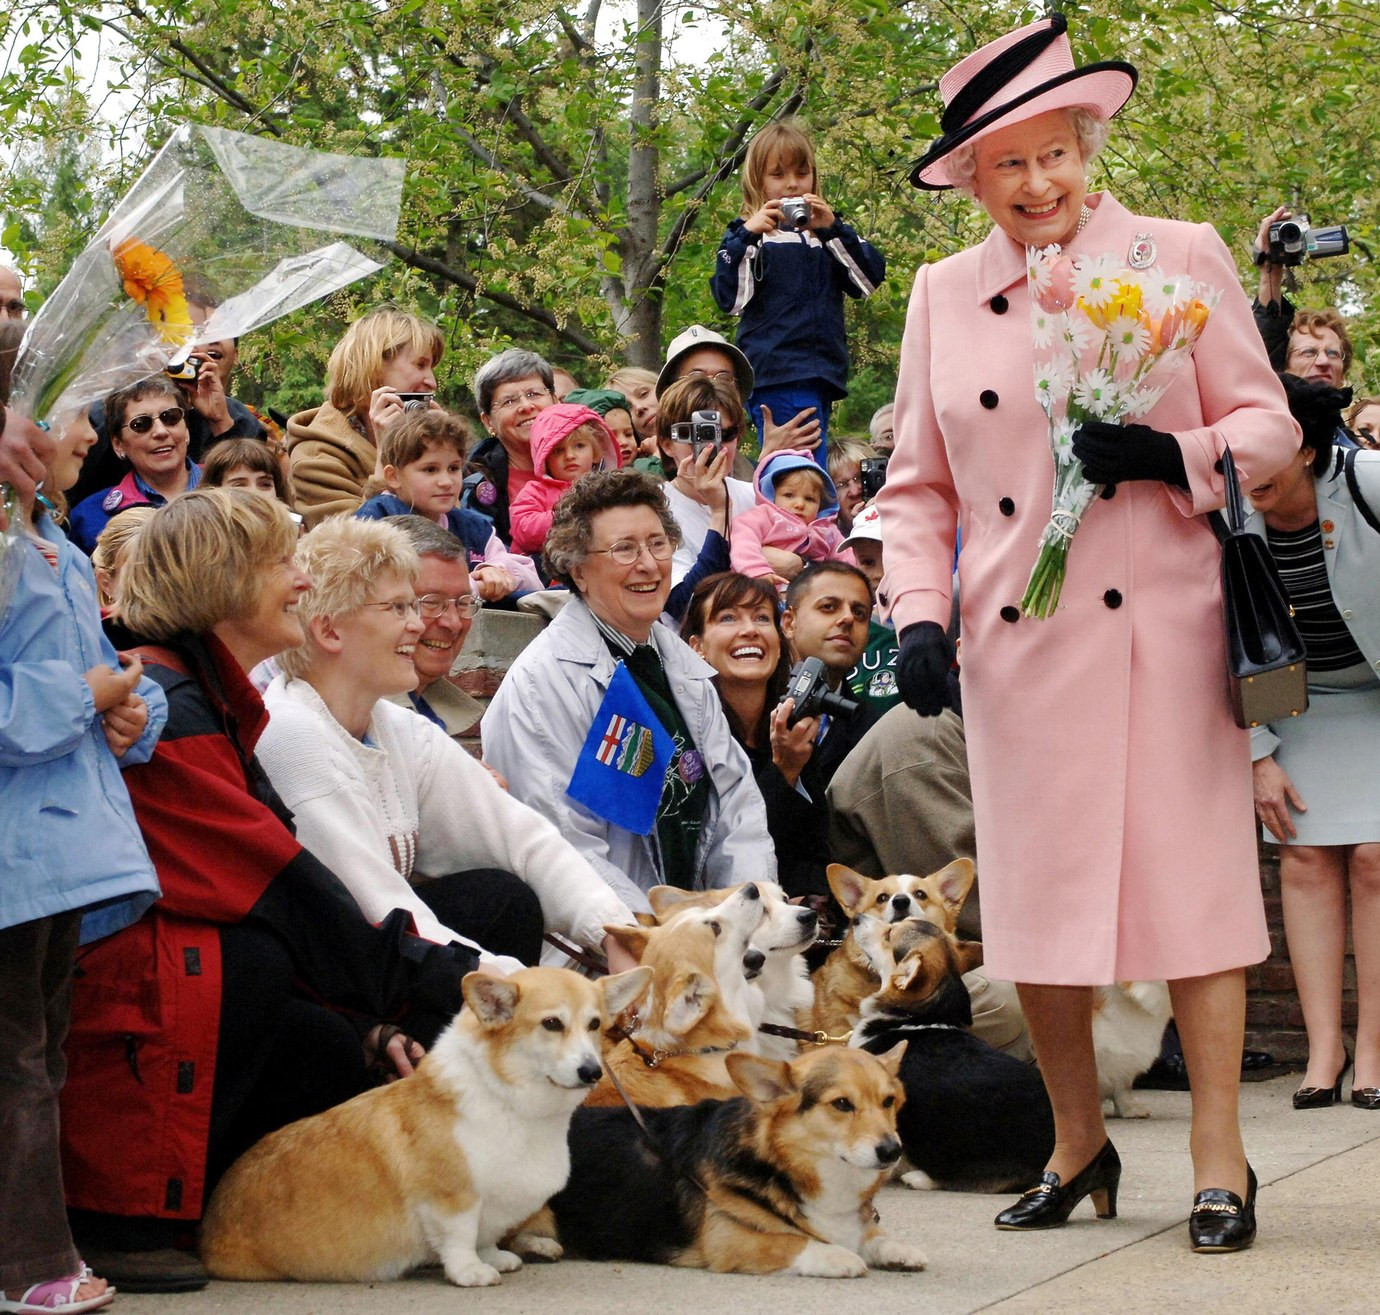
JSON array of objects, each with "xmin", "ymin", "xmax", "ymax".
[
  {"xmin": 1020, "ymin": 245, "xmax": 1219, "ymax": 618},
  {"xmin": 0, "ymin": 125, "xmax": 406, "ymax": 610}
]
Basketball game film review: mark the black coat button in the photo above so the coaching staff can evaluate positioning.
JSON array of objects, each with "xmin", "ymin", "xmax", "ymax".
[
  {"xmin": 1103, "ymin": 589, "xmax": 1123, "ymax": 609},
  {"xmin": 1000, "ymin": 605, "xmax": 1020, "ymax": 623},
  {"xmin": 990, "ymin": 295, "xmax": 1009, "ymax": 314},
  {"xmin": 999, "ymin": 497, "xmax": 1015, "ymax": 516},
  {"xmin": 1100, "ymin": 483, "xmax": 1117, "ymax": 500},
  {"xmin": 980, "ymin": 390, "xmax": 999, "ymax": 410}
]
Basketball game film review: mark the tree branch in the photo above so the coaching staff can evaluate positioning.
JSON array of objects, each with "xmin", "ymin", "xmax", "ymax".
[{"xmin": 384, "ymin": 240, "xmax": 603, "ymax": 355}]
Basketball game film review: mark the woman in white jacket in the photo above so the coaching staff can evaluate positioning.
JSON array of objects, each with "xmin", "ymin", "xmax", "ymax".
[{"xmin": 256, "ymin": 515, "xmax": 638, "ymax": 970}]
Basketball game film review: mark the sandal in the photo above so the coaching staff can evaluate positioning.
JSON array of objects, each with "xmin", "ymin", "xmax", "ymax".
[{"xmin": 0, "ymin": 1265, "xmax": 115, "ymax": 1314}]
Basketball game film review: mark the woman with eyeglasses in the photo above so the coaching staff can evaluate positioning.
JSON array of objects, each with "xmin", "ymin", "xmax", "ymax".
[
  {"xmin": 68, "ymin": 380, "xmax": 201, "ymax": 552},
  {"xmin": 255, "ymin": 514, "xmax": 639, "ymax": 969},
  {"xmin": 484, "ymin": 469, "xmax": 774, "ymax": 911}
]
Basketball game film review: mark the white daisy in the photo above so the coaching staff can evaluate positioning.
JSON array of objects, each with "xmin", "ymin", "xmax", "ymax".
[
  {"xmin": 1141, "ymin": 271, "xmax": 1193, "ymax": 318},
  {"xmin": 1125, "ymin": 384, "xmax": 1168, "ymax": 419},
  {"xmin": 1106, "ymin": 314, "xmax": 1151, "ymax": 361},
  {"xmin": 1031, "ymin": 311, "xmax": 1057, "ymax": 349},
  {"xmin": 1074, "ymin": 368, "xmax": 1120, "ymax": 417},
  {"xmin": 1071, "ymin": 253, "xmax": 1121, "ymax": 309}
]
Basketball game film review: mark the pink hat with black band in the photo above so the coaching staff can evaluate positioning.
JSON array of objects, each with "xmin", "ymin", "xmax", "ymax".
[{"xmin": 909, "ymin": 14, "xmax": 1137, "ymax": 191}]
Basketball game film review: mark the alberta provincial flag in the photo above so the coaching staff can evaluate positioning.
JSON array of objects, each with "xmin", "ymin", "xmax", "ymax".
[{"xmin": 566, "ymin": 661, "xmax": 674, "ymax": 836}]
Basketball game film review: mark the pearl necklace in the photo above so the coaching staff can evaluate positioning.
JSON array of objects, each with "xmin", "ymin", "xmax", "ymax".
[{"xmin": 1075, "ymin": 204, "xmax": 1092, "ymax": 237}]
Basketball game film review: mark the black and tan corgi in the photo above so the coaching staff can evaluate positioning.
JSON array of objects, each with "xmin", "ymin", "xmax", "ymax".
[{"xmin": 517, "ymin": 1046, "xmax": 927, "ymax": 1278}]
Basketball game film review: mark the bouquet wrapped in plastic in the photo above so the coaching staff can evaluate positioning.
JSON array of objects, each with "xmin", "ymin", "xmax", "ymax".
[
  {"xmin": 1020, "ymin": 246, "xmax": 1219, "ymax": 618},
  {"xmin": 0, "ymin": 125, "xmax": 406, "ymax": 608}
]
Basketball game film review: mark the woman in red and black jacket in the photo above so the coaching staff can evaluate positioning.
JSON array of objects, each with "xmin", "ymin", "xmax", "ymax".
[{"xmin": 62, "ymin": 489, "xmax": 479, "ymax": 1291}]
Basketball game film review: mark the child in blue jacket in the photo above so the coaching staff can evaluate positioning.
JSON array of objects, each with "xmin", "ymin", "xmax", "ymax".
[
  {"xmin": 710, "ymin": 120, "xmax": 885, "ymax": 464},
  {"xmin": 0, "ymin": 401, "xmax": 165, "ymax": 1312}
]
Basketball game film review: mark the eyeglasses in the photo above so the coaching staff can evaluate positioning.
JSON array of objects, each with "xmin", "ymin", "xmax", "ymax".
[
  {"xmin": 1289, "ymin": 345, "xmax": 1344, "ymax": 363},
  {"xmin": 684, "ymin": 368, "xmax": 736, "ymax": 385},
  {"xmin": 357, "ymin": 598, "xmax": 423, "ymax": 619},
  {"xmin": 417, "ymin": 592, "xmax": 483, "ymax": 619},
  {"xmin": 125, "ymin": 407, "xmax": 186, "ymax": 434},
  {"xmin": 491, "ymin": 387, "xmax": 551, "ymax": 415},
  {"xmin": 588, "ymin": 534, "xmax": 675, "ymax": 565}
]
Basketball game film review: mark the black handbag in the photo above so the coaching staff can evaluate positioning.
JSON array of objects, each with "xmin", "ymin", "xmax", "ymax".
[{"xmin": 1214, "ymin": 445, "xmax": 1308, "ymax": 729}]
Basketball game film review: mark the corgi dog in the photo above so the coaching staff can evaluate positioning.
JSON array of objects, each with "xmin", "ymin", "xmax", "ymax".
[
  {"xmin": 199, "ymin": 965, "xmax": 651, "ymax": 1287},
  {"xmin": 812, "ymin": 860, "xmax": 974, "ymax": 1040},
  {"xmin": 650, "ymin": 881, "xmax": 817, "ymax": 1061},
  {"xmin": 851, "ymin": 918, "xmax": 1054, "ymax": 1194},
  {"xmin": 518, "ymin": 1046, "xmax": 927, "ymax": 1278},
  {"xmin": 1092, "ymin": 981, "xmax": 1173, "ymax": 1118},
  {"xmin": 584, "ymin": 892, "xmax": 762, "ymax": 1108}
]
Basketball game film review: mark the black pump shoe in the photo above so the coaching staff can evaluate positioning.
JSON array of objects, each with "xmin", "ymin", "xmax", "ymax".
[
  {"xmin": 1293, "ymin": 1051, "xmax": 1352, "ymax": 1109},
  {"xmin": 994, "ymin": 1140, "xmax": 1121, "ymax": 1230},
  {"xmin": 1189, "ymin": 1164, "xmax": 1257, "ymax": 1253}
]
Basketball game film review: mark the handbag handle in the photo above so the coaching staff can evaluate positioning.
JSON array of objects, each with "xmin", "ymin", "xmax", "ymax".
[{"xmin": 1220, "ymin": 443, "xmax": 1247, "ymax": 536}]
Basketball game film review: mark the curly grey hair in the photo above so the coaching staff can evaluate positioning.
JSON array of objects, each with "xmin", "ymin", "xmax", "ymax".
[
  {"xmin": 543, "ymin": 468, "xmax": 682, "ymax": 592},
  {"xmin": 945, "ymin": 107, "xmax": 1110, "ymax": 201}
]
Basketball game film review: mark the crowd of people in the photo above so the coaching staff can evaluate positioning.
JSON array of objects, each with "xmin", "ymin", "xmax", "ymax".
[{"xmin": 2, "ymin": 14, "xmax": 1378, "ymax": 1308}]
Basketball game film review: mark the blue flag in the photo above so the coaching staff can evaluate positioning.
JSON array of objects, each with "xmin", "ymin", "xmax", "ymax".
[{"xmin": 566, "ymin": 661, "xmax": 674, "ymax": 836}]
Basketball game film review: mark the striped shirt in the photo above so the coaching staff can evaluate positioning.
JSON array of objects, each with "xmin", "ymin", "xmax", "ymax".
[{"xmin": 1266, "ymin": 520, "xmax": 1364, "ymax": 672}]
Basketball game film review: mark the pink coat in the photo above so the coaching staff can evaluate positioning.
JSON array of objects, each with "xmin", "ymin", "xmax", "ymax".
[
  {"xmin": 876, "ymin": 193, "xmax": 1300, "ymax": 984},
  {"xmin": 509, "ymin": 406, "xmax": 622, "ymax": 555}
]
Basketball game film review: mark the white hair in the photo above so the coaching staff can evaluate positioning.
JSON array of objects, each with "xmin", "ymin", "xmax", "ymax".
[{"xmin": 945, "ymin": 106, "xmax": 1110, "ymax": 201}]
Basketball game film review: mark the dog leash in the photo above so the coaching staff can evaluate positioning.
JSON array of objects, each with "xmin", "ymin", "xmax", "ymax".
[
  {"xmin": 606, "ymin": 1014, "xmax": 740, "ymax": 1069},
  {"xmin": 757, "ymin": 1022, "xmax": 854, "ymax": 1047}
]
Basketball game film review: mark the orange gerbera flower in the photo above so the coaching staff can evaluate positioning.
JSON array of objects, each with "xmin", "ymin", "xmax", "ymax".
[{"xmin": 112, "ymin": 237, "xmax": 193, "ymax": 346}]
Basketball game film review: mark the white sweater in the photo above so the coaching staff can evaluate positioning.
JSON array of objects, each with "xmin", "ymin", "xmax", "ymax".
[{"xmin": 258, "ymin": 676, "xmax": 635, "ymax": 958}]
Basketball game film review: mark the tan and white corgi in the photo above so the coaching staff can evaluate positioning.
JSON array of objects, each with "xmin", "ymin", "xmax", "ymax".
[
  {"xmin": 1092, "ymin": 981, "xmax": 1173, "ymax": 1118},
  {"xmin": 813, "ymin": 861, "xmax": 974, "ymax": 1040},
  {"xmin": 650, "ymin": 881, "xmax": 817, "ymax": 1061},
  {"xmin": 523, "ymin": 1045, "xmax": 927, "ymax": 1278},
  {"xmin": 199, "ymin": 965, "xmax": 651, "ymax": 1287},
  {"xmin": 585, "ymin": 894, "xmax": 760, "ymax": 1108}
]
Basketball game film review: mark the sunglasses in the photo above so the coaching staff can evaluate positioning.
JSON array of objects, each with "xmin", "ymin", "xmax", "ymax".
[{"xmin": 125, "ymin": 407, "xmax": 187, "ymax": 434}]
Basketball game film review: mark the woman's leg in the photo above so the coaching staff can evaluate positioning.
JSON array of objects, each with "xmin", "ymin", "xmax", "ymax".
[
  {"xmin": 1279, "ymin": 844, "xmax": 1349, "ymax": 1088},
  {"xmin": 416, "ymin": 870, "xmax": 545, "ymax": 966},
  {"xmin": 1169, "ymin": 969, "xmax": 1249, "ymax": 1199},
  {"xmin": 1347, "ymin": 842, "xmax": 1380, "ymax": 1089},
  {"xmin": 1014, "ymin": 983, "xmax": 1106, "ymax": 1180}
]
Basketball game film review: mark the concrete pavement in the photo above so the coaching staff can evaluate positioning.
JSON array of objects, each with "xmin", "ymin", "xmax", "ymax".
[{"xmin": 114, "ymin": 1073, "xmax": 1380, "ymax": 1314}]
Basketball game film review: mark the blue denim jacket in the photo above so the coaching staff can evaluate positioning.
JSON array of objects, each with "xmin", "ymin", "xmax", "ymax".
[{"xmin": 0, "ymin": 514, "xmax": 165, "ymax": 935}]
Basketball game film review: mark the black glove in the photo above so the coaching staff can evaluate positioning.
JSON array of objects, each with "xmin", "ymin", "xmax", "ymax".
[
  {"xmin": 1072, "ymin": 421, "xmax": 1188, "ymax": 488},
  {"xmin": 896, "ymin": 621, "xmax": 955, "ymax": 718}
]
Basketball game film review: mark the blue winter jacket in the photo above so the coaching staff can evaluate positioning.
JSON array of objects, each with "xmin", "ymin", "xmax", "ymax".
[
  {"xmin": 710, "ymin": 216, "xmax": 885, "ymax": 399},
  {"xmin": 0, "ymin": 515, "xmax": 165, "ymax": 936}
]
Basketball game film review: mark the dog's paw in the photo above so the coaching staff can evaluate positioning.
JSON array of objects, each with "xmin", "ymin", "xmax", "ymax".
[
  {"xmin": 444, "ymin": 1258, "xmax": 503, "ymax": 1288},
  {"xmin": 900, "ymin": 1168, "xmax": 937, "ymax": 1191},
  {"xmin": 481, "ymin": 1247, "xmax": 523, "ymax": 1274},
  {"xmin": 509, "ymin": 1232, "xmax": 564, "ymax": 1262},
  {"xmin": 862, "ymin": 1236, "xmax": 927, "ymax": 1272},
  {"xmin": 1109, "ymin": 1090, "xmax": 1151, "ymax": 1119},
  {"xmin": 788, "ymin": 1240, "xmax": 868, "ymax": 1279}
]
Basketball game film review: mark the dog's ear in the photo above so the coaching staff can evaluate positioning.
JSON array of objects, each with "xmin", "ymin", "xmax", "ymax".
[
  {"xmin": 931, "ymin": 858, "xmax": 975, "ymax": 915},
  {"xmin": 827, "ymin": 863, "xmax": 871, "ymax": 915},
  {"xmin": 726, "ymin": 1052, "xmax": 796, "ymax": 1104},
  {"xmin": 954, "ymin": 938, "xmax": 984, "ymax": 973},
  {"xmin": 462, "ymin": 971, "xmax": 520, "ymax": 1027},
  {"xmin": 664, "ymin": 971, "xmax": 714, "ymax": 1035},
  {"xmin": 647, "ymin": 886, "xmax": 698, "ymax": 920},
  {"xmin": 873, "ymin": 1040, "xmax": 908, "ymax": 1077},
  {"xmin": 603, "ymin": 924, "xmax": 651, "ymax": 962},
  {"xmin": 601, "ymin": 965, "xmax": 654, "ymax": 1019},
  {"xmin": 892, "ymin": 951, "xmax": 930, "ymax": 994}
]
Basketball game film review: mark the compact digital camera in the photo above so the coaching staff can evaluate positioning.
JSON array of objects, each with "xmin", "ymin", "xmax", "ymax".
[
  {"xmin": 859, "ymin": 455, "xmax": 889, "ymax": 501},
  {"xmin": 780, "ymin": 656, "xmax": 860, "ymax": 727},
  {"xmin": 395, "ymin": 392, "xmax": 435, "ymax": 412},
  {"xmin": 670, "ymin": 410, "xmax": 723, "ymax": 458},
  {"xmin": 778, "ymin": 197, "xmax": 812, "ymax": 230}
]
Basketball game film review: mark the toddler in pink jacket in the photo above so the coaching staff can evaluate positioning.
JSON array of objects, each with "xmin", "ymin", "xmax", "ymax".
[
  {"xmin": 508, "ymin": 403, "xmax": 622, "ymax": 555},
  {"xmin": 730, "ymin": 447, "xmax": 854, "ymax": 584}
]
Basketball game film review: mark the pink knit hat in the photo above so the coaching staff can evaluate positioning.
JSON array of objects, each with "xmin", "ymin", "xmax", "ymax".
[
  {"xmin": 528, "ymin": 403, "xmax": 622, "ymax": 477},
  {"xmin": 910, "ymin": 14, "xmax": 1136, "ymax": 190}
]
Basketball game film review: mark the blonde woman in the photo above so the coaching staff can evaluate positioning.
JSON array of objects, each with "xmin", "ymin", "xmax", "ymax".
[
  {"xmin": 255, "ymin": 515, "xmax": 639, "ymax": 969},
  {"xmin": 286, "ymin": 309, "xmax": 444, "ymax": 525},
  {"xmin": 90, "ymin": 506, "xmax": 157, "ymax": 611}
]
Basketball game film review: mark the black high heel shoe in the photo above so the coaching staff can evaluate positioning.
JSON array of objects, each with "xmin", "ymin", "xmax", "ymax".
[
  {"xmin": 1189, "ymin": 1164, "xmax": 1257, "ymax": 1253},
  {"xmin": 1293, "ymin": 1050, "xmax": 1352, "ymax": 1109},
  {"xmin": 994, "ymin": 1140, "xmax": 1121, "ymax": 1230}
]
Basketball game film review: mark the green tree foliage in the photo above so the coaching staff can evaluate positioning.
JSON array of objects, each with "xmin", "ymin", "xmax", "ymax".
[{"xmin": 2, "ymin": 0, "xmax": 1377, "ymax": 422}]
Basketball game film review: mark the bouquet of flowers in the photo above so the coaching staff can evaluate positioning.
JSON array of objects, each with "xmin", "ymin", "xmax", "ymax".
[
  {"xmin": 0, "ymin": 124, "xmax": 407, "ymax": 609},
  {"xmin": 1020, "ymin": 245, "xmax": 1219, "ymax": 618}
]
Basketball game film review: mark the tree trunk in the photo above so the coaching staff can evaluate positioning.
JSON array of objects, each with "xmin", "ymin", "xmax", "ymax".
[{"xmin": 621, "ymin": 0, "xmax": 663, "ymax": 367}]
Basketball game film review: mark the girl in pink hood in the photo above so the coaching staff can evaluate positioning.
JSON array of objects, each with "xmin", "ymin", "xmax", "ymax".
[
  {"xmin": 730, "ymin": 446, "xmax": 854, "ymax": 586},
  {"xmin": 508, "ymin": 403, "xmax": 622, "ymax": 555}
]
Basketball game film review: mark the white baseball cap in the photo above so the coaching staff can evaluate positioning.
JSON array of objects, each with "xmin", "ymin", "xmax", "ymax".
[
  {"xmin": 839, "ymin": 501, "xmax": 883, "ymax": 551},
  {"xmin": 655, "ymin": 324, "xmax": 755, "ymax": 399}
]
